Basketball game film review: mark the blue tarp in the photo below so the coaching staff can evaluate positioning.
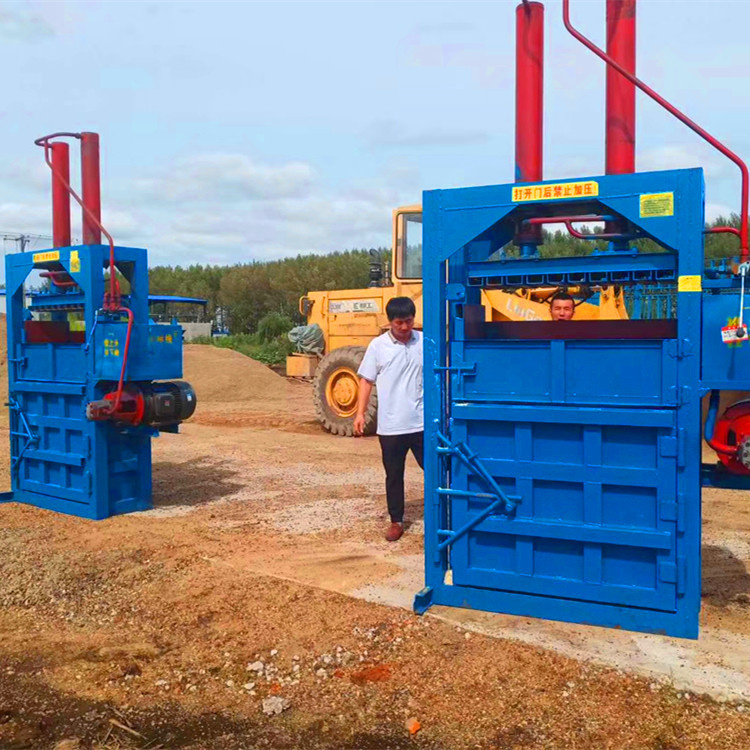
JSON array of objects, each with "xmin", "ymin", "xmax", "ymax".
[{"xmin": 148, "ymin": 295, "xmax": 208, "ymax": 306}]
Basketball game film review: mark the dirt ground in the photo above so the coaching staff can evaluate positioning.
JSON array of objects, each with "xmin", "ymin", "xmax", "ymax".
[{"xmin": 0, "ymin": 340, "xmax": 749, "ymax": 749}]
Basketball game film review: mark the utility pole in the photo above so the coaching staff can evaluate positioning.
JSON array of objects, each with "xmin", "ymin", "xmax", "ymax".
[{"xmin": 1, "ymin": 232, "xmax": 64, "ymax": 253}]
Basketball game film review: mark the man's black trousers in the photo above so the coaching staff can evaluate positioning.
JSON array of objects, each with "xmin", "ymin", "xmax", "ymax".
[{"xmin": 378, "ymin": 431, "xmax": 424, "ymax": 523}]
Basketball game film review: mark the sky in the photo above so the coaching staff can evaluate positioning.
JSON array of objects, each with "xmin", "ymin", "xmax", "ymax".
[{"xmin": 1, "ymin": 0, "xmax": 749, "ymax": 272}]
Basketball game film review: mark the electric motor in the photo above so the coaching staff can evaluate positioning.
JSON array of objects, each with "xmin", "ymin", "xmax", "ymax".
[{"xmin": 87, "ymin": 381, "xmax": 197, "ymax": 426}]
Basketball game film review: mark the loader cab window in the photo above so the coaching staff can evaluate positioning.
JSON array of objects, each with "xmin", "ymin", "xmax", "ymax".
[{"xmin": 400, "ymin": 213, "xmax": 422, "ymax": 280}]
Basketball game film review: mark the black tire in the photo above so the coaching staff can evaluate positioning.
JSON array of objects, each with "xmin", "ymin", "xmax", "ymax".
[{"xmin": 313, "ymin": 346, "xmax": 377, "ymax": 436}]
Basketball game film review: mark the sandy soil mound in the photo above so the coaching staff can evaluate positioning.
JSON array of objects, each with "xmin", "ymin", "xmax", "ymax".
[{"xmin": 182, "ymin": 344, "xmax": 293, "ymax": 409}]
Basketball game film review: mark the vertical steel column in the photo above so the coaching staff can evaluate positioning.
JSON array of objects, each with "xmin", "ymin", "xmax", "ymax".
[
  {"xmin": 515, "ymin": 1, "xmax": 544, "ymax": 254},
  {"xmin": 606, "ymin": 0, "xmax": 636, "ymax": 175},
  {"xmin": 51, "ymin": 142, "xmax": 71, "ymax": 248},
  {"xmin": 81, "ymin": 132, "xmax": 102, "ymax": 245}
]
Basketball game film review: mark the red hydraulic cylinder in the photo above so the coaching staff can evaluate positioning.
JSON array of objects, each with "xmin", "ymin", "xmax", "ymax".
[
  {"xmin": 516, "ymin": 1, "xmax": 544, "ymax": 184},
  {"xmin": 606, "ymin": 0, "xmax": 636, "ymax": 174},
  {"xmin": 81, "ymin": 131, "xmax": 102, "ymax": 245},
  {"xmin": 515, "ymin": 1, "xmax": 544, "ymax": 249},
  {"xmin": 50, "ymin": 141, "xmax": 71, "ymax": 248}
]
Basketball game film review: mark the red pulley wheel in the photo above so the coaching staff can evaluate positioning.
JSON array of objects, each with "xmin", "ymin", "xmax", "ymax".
[
  {"xmin": 103, "ymin": 386, "xmax": 146, "ymax": 426},
  {"xmin": 713, "ymin": 400, "xmax": 750, "ymax": 475}
]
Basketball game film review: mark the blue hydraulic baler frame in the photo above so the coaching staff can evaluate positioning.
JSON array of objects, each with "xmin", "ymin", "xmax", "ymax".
[
  {"xmin": 416, "ymin": 167, "xmax": 750, "ymax": 639},
  {"xmin": 1, "ymin": 243, "xmax": 184, "ymax": 520}
]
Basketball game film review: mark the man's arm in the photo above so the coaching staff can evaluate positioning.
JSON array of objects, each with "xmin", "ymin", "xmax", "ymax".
[{"xmin": 353, "ymin": 378, "xmax": 374, "ymax": 436}]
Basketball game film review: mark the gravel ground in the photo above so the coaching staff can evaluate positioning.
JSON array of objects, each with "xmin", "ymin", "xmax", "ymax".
[{"xmin": 0, "ymin": 345, "xmax": 748, "ymax": 748}]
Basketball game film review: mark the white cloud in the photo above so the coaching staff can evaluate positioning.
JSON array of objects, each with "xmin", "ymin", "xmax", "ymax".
[
  {"xmin": 0, "ymin": 202, "xmax": 50, "ymax": 233},
  {"xmin": 406, "ymin": 38, "xmax": 512, "ymax": 89},
  {"xmin": 132, "ymin": 153, "xmax": 315, "ymax": 203},
  {"xmin": 1, "ymin": 158, "xmax": 51, "ymax": 193},
  {"xmin": 365, "ymin": 120, "xmax": 491, "ymax": 148},
  {"xmin": 638, "ymin": 145, "xmax": 727, "ymax": 180},
  {"xmin": 0, "ymin": 7, "xmax": 53, "ymax": 40},
  {"xmin": 100, "ymin": 209, "xmax": 140, "ymax": 241},
  {"xmin": 705, "ymin": 202, "xmax": 736, "ymax": 224},
  {"xmin": 106, "ymin": 149, "xmax": 406, "ymax": 266},
  {"xmin": 145, "ymin": 189, "xmax": 396, "ymax": 265},
  {"xmin": 0, "ymin": 147, "xmax": 403, "ymax": 267}
]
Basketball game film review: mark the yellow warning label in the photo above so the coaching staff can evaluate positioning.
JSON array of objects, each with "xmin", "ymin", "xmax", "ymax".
[
  {"xmin": 678, "ymin": 275, "xmax": 702, "ymax": 292},
  {"xmin": 69, "ymin": 250, "xmax": 80, "ymax": 273},
  {"xmin": 511, "ymin": 181, "xmax": 598, "ymax": 202},
  {"xmin": 104, "ymin": 338, "xmax": 121, "ymax": 357},
  {"xmin": 33, "ymin": 250, "xmax": 60, "ymax": 263},
  {"xmin": 640, "ymin": 192, "xmax": 674, "ymax": 218}
]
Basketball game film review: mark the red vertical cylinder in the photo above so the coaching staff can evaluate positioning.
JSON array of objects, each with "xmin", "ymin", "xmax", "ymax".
[
  {"xmin": 606, "ymin": 0, "xmax": 636, "ymax": 174},
  {"xmin": 516, "ymin": 2, "xmax": 544, "ymax": 249},
  {"xmin": 81, "ymin": 131, "xmax": 102, "ymax": 245},
  {"xmin": 516, "ymin": 1, "xmax": 544, "ymax": 184},
  {"xmin": 51, "ymin": 142, "xmax": 71, "ymax": 248}
]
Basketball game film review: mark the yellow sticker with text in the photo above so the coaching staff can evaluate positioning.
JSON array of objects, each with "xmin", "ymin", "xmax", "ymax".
[
  {"xmin": 33, "ymin": 250, "xmax": 60, "ymax": 263},
  {"xmin": 640, "ymin": 192, "xmax": 674, "ymax": 218},
  {"xmin": 511, "ymin": 181, "xmax": 599, "ymax": 202},
  {"xmin": 69, "ymin": 250, "xmax": 80, "ymax": 273},
  {"xmin": 678, "ymin": 275, "xmax": 702, "ymax": 292}
]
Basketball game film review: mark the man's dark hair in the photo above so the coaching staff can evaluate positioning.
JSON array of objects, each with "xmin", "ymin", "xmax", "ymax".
[
  {"xmin": 550, "ymin": 292, "xmax": 575, "ymax": 306},
  {"xmin": 386, "ymin": 296, "xmax": 416, "ymax": 321}
]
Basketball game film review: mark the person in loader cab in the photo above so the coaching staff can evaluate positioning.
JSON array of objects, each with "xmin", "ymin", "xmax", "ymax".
[
  {"xmin": 354, "ymin": 296, "xmax": 423, "ymax": 542},
  {"xmin": 550, "ymin": 291, "xmax": 576, "ymax": 321}
]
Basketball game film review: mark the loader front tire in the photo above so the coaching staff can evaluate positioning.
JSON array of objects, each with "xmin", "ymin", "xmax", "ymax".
[{"xmin": 313, "ymin": 346, "xmax": 377, "ymax": 436}]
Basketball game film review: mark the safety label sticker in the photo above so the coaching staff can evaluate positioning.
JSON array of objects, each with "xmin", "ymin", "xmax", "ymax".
[
  {"xmin": 103, "ymin": 338, "xmax": 121, "ymax": 357},
  {"xmin": 511, "ymin": 181, "xmax": 598, "ymax": 202},
  {"xmin": 722, "ymin": 317, "xmax": 746, "ymax": 346},
  {"xmin": 33, "ymin": 250, "xmax": 60, "ymax": 263},
  {"xmin": 640, "ymin": 192, "xmax": 674, "ymax": 218},
  {"xmin": 677, "ymin": 275, "xmax": 702, "ymax": 292},
  {"xmin": 721, "ymin": 326, "xmax": 747, "ymax": 345},
  {"xmin": 69, "ymin": 250, "xmax": 81, "ymax": 273}
]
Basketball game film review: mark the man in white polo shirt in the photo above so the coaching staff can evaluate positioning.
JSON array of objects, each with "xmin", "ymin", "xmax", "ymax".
[{"xmin": 353, "ymin": 297, "xmax": 423, "ymax": 542}]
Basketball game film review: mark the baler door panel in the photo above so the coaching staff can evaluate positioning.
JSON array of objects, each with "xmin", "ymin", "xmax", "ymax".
[
  {"xmin": 449, "ymin": 406, "xmax": 680, "ymax": 612},
  {"xmin": 12, "ymin": 384, "xmax": 90, "ymax": 507},
  {"xmin": 455, "ymin": 338, "xmax": 678, "ymax": 407}
]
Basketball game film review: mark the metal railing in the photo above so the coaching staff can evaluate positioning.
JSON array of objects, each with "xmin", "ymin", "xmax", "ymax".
[{"xmin": 624, "ymin": 283, "xmax": 676, "ymax": 320}]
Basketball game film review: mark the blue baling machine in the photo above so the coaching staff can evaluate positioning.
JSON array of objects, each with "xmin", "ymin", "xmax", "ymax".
[
  {"xmin": 0, "ymin": 133, "xmax": 196, "ymax": 520},
  {"xmin": 414, "ymin": 1, "xmax": 750, "ymax": 640}
]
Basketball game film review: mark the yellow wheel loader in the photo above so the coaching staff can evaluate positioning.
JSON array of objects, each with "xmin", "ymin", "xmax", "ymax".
[{"xmin": 286, "ymin": 206, "xmax": 628, "ymax": 436}]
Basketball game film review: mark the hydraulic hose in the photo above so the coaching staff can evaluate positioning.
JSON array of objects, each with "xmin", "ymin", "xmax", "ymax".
[
  {"xmin": 36, "ymin": 133, "xmax": 131, "ymax": 415},
  {"xmin": 562, "ymin": 1, "xmax": 749, "ymax": 263}
]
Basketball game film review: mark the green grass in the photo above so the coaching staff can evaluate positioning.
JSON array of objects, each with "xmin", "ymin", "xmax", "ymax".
[{"xmin": 191, "ymin": 333, "xmax": 293, "ymax": 367}]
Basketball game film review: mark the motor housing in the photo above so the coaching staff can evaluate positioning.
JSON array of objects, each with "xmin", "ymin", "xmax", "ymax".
[{"xmin": 87, "ymin": 381, "xmax": 196, "ymax": 427}]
